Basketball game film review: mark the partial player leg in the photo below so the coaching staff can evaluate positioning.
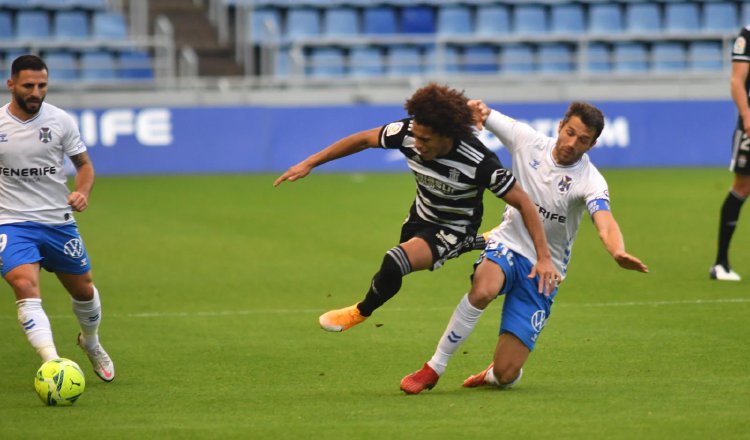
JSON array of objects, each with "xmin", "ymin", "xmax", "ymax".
[
  {"xmin": 463, "ymin": 332, "xmax": 529, "ymax": 389},
  {"xmin": 57, "ymin": 272, "xmax": 115, "ymax": 382},
  {"xmin": 7, "ymin": 264, "xmax": 59, "ymax": 361}
]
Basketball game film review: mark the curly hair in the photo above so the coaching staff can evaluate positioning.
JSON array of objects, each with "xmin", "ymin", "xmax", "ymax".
[{"xmin": 404, "ymin": 83, "xmax": 474, "ymax": 141}]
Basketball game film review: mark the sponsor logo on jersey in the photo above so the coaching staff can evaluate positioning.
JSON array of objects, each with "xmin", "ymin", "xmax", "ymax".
[
  {"xmin": 0, "ymin": 166, "xmax": 56, "ymax": 177},
  {"xmin": 39, "ymin": 127, "xmax": 52, "ymax": 143},
  {"xmin": 530, "ymin": 310, "xmax": 547, "ymax": 333},
  {"xmin": 734, "ymin": 36, "xmax": 746, "ymax": 55},
  {"xmin": 63, "ymin": 239, "xmax": 85, "ymax": 258},
  {"xmin": 558, "ymin": 175, "xmax": 573, "ymax": 193},
  {"xmin": 536, "ymin": 203, "xmax": 566, "ymax": 223},
  {"xmin": 414, "ymin": 172, "xmax": 455, "ymax": 194},
  {"xmin": 385, "ymin": 122, "xmax": 403, "ymax": 137},
  {"xmin": 448, "ymin": 168, "xmax": 461, "ymax": 182},
  {"xmin": 0, "ymin": 133, "xmax": 7, "ymax": 143}
]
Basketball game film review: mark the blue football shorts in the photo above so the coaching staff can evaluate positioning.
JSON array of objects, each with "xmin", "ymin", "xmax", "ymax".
[
  {"xmin": 479, "ymin": 242, "xmax": 557, "ymax": 351},
  {"xmin": 0, "ymin": 222, "xmax": 91, "ymax": 277}
]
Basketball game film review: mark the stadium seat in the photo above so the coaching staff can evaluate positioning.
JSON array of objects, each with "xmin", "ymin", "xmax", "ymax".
[
  {"xmin": 538, "ymin": 43, "xmax": 574, "ymax": 73},
  {"xmin": 16, "ymin": 10, "xmax": 51, "ymax": 40},
  {"xmin": 501, "ymin": 44, "xmax": 535, "ymax": 73},
  {"xmin": 424, "ymin": 45, "xmax": 461, "ymax": 73},
  {"xmin": 308, "ymin": 47, "xmax": 345, "ymax": 77},
  {"xmin": 119, "ymin": 50, "xmax": 154, "ymax": 80},
  {"xmin": 550, "ymin": 3, "xmax": 585, "ymax": 35},
  {"xmin": 585, "ymin": 42, "xmax": 612, "ymax": 73},
  {"xmin": 652, "ymin": 42, "xmax": 686, "ymax": 71},
  {"xmin": 703, "ymin": 2, "xmax": 737, "ymax": 33},
  {"xmin": 688, "ymin": 41, "xmax": 724, "ymax": 70},
  {"xmin": 362, "ymin": 6, "xmax": 397, "ymax": 35},
  {"xmin": 43, "ymin": 51, "xmax": 78, "ymax": 81},
  {"xmin": 0, "ymin": 11, "xmax": 13, "ymax": 40},
  {"xmin": 92, "ymin": 11, "xmax": 128, "ymax": 40},
  {"xmin": 625, "ymin": 3, "xmax": 661, "ymax": 34},
  {"xmin": 386, "ymin": 45, "xmax": 422, "ymax": 75},
  {"xmin": 349, "ymin": 46, "xmax": 383, "ymax": 77},
  {"xmin": 285, "ymin": 8, "xmax": 320, "ymax": 42},
  {"xmin": 743, "ymin": 2, "xmax": 750, "ymax": 28},
  {"xmin": 53, "ymin": 10, "xmax": 90, "ymax": 40},
  {"xmin": 664, "ymin": 2, "xmax": 700, "ymax": 34},
  {"xmin": 513, "ymin": 4, "xmax": 548, "ymax": 35},
  {"xmin": 80, "ymin": 51, "xmax": 117, "ymax": 81},
  {"xmin": 436, "ymin": 5, "xmax": 473, "ymax": 36},
  {"xmin": 401, "ymin": 6, "xmax": 435, "ymax": 34},
  {"xmin": 248, "ymin": 8, "xmax": 282, "ymax": 44},
  {"xmin": 323, "ymin": 7, "xmax": 359, "ymax": 38},
  {"xmin": 476, "ymin": 4, "xmax": 510, "ymax": 37},
  {"xmin": 613, "ymin": 42, "xmax": 649, "ymax": 72},
  {"xmin": 463, "ymin": 45, "xmax": 498, "ymax": 73},
  {"xmin": 588, "ymin": 4, "xmax": 623, "ymax": 35}
]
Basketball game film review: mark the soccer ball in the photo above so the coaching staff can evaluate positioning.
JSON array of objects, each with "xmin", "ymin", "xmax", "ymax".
[{"xmin": 34, "ymin": 358, "xmax": 86, "ymax": 406}]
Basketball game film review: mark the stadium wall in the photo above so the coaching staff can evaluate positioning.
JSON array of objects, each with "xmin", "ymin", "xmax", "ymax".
[{"xmin": 72, "ymin": 99, "xmax": 736, "ymax": 175}]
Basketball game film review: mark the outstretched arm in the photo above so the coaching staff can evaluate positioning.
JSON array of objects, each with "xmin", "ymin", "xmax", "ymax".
[
  {"xmin": 502, "ymin": 184, "xmax": 561, "ymax": 296},
  {"xmin": 273, "ymin": 127, "xmax": 381, "ymax": 187},
  {"xmin": 592, "ymin": 210, "xmax": 648, "ymax": 273}
]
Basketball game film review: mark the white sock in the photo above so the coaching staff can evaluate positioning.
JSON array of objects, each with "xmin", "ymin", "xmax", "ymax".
[
  {"xmin": 72, "ymin": 286, "xmax": 102, "ymax": 350},
  {"xmin": 17, "ymin": 298, "xmax": 59, "ymax": 362},
  {"xmin": 427, "ymin": 294, "xmax": 484, "ymax": 376},
  {"xmin": 488, "ymin": 367, "xmax": 523, "ymax": 389}
]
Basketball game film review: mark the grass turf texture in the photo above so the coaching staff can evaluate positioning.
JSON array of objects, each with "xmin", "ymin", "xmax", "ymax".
[{"xmin": 0, "ymin": 169, "xmax": 748, "ymax": 439}]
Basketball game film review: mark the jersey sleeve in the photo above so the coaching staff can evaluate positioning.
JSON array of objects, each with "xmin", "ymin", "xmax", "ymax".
[
  {"xmin": 60, "ymin": 111, "xmax": 87, "ymax": 156},
  {"xmin": 477, "ymin": 154, "xmax": 516, "ymax": 198},
  {"xmin": 378, "ymin": 118, "xmax": 411, "ymax": 149},
  {"xmin": 483, "ymin": 109, "xmax": 541, "ymax": 155},
  {"xmin": 732, "ymin": 26, "xmax": 750, "ymax": 63},
  {"xmin": 583, "ymin": 171, "xmax": 611, "ymax": 217}
]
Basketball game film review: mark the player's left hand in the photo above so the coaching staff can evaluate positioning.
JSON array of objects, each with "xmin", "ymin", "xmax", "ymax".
[
  {"xmin": 467, "ymin": 99, "xmax": 490, "ymax": 129},
  {"xmin": 67, "ymin": 191, "xmax": 88, "ymax": 212},
  {"xmin": 613, "ymin": 251, "xmax": 649, "ymax": 273},
  {"xmin": 528, "ymin": 257, "xmax": 561, "ymax": 297}
]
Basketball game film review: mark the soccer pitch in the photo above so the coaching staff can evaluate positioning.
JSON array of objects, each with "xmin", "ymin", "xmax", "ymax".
[{"xmin": 0, "ymin": 169, "xmax": 748, "ymax": 439}]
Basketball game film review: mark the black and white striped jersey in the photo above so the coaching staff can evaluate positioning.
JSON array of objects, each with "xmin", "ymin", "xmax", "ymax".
[
  {"xmin": 378, "ymin": 118, "xmax": 516, "ymax": 235},
  {"xmin": 733, "ymin": 26, "xmax": 750, "ymax": 128}
]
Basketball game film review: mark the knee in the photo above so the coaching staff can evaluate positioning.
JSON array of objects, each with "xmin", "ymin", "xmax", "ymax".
[
  {"xmin": 468, "ymin": 279, "xmax": 500, "ymax": 309},
  {"xmin": 9, "ymin": 277, "xmax": 38, "ymax": 297}
]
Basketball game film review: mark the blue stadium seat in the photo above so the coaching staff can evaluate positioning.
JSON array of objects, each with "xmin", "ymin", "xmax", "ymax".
[
  {"xmin": 362, "ymin": 6, "xmax": 397, "ymax": 35},
  {"xmin": 274, "ymin": 47, "xmax": 292, "ymax": 78},
  {"xmin": 501, "ymin": 44, "xmax": 535, "ymax": 73},
  {"xmin": 436, "ymin": 5, "xmax": 473, "ymax": 36},
  {"xmin": 424, "ymin": 45, "xmax": 461, "ymax": 73},
  {"xmin": 586, "ymin": 43, "xmax": 612, "ymax": 73},
  {"xmin": 386, "ymin": 45, "xmax": 422, "ymax": 75},
  {"xmin": 664, "ymin": 2, "xmax": 700, "ymax": 34},
  {"xmin": 92, "ymin": 11, "xmax": 127, "ymax": 39},
  {"xmin": 80, "ymin": 51, "xmax": 117, "ymax": 81},
  {"xmin": 119, "ymin": 50, "xmax": 154, "ymax": 80},
  {"xmin": 285, "ymin": 8, "xmax": 320, "ymax": 41},
  {"xmin": 613, "ymin": 42, "xmax": 649, "ymax": 72},
  {"xmin": 401, "ymin": 6, "xmax": 435, "ymax": 34},
  {"xmin": 463, "ymin": 45, "xmax": 498, "ymax": 73},
  {"xmin": 703, "ymin": 2, "xmax": 737, "ymax": 33},
  {"xmin": 248, "ymin": 8, "xmax": 282, "ymax": 44},
  {"xmin": 308, "ymin": 47, "xmax": 344, "ymax": 77},
  {"xmin": 476, "ymin": 4, "xmax": 510, "ymax": 37},
  {"xmin": 0, "ymin": 11, "xmax": 13, "ymax": 40},
  {"xmin": 550, "ymin": 3, "xmax": 584, "ymax": 35},
  {"xmin": 16, "ymin": 11, "xmax": 51, "ymax": 40},
  {"xmin": 538, "ymin": 43, "xmax": 573, "ymax": 73},
  {"xmin": 652, "ymin": 42, "xmax": 686, "ymax": 71},
  {"xmin": 4, "ymin": 50, "xmax": 27, "ymax": 78},
  {"xmin": 43, "ymin": 51, "xmax": 78, "ymax": 81},
  {"xmin": 513, "ymin": 4, "xmax": 548, "ymax": 35},
  {"xmin": 588, "ymin": 4, "xmax": 623, "ymax": 34},
  {"xmin": 625, "ymin": 3, "xmax": 661, "ymax": 34},
  {"xmin": 349, "ymin": 46, "xmax": 383, "ymax": 77},
  {"xmin": 743, "ymin": 2, "xmax": 750, "ymax": 28},
  {"xmin": 323, "ymin": 7, "xmax": 359, "ymax": 38},
  {"xmin": 54, "ymin": 10, "xmax": 90, "ymax": 40},
  {"xmin": 688, "ymin": 41, "xmax": 723, "ymax": 70}
]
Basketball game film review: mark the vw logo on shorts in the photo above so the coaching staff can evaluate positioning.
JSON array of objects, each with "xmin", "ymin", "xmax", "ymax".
[
  {"xmin": 63, "ymin": 239, "xmax": 85, "ymax": 258},
  {"xmin": 530, "ymin": 310, "xmax": 547, "ymax": 333}
]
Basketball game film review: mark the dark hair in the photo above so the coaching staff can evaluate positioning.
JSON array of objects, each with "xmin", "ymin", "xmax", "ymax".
[
  {"xmin": 404, "ymin": 83, "xmax": 473, "ymax": 141},
  {"xmin": 561, "ymin": 102, "xmax": 605, "ymax": 142},
  {"xmin": 11, "ymin": 54, "xmax": 48, "ymax": 77}
]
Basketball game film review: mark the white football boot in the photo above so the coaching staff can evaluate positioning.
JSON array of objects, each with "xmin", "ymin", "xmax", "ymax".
[
  {"xmin": 709, "ymin": 264, "xmax": 741, "ymax": 282},
  {"xmin": 77, "ymin": 333, "xmax": 115, "ymax": 382}
]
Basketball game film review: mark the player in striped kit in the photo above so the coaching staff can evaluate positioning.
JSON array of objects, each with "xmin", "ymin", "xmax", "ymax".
[
  {"xmin": 400, "ymin": 100, "xmax": 648, "ymax": 394},
  {"xmin": 274, "ymin": 83, "xmax": 559, "ymax": 332},
  {"xmin": 1, "ymin": 55, "xmax": 114, "ymax": 381}
]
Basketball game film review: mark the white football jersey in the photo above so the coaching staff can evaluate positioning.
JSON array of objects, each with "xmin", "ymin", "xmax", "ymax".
[
  {"xmin": 483, "ymin": 110, "xmax": 610, "ymax": 278},
  {"xmin": 0, "ymin": 102, "xmax": 86, "ymax": 224}
]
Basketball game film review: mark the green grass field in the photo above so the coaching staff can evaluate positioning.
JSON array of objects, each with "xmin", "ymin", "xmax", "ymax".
[{"xmin": 0, "ymin": 169, "xmax": 748, "ymax": 439}]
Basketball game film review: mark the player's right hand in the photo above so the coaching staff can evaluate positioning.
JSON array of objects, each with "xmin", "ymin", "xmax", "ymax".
[{"xmin": 273, "ymin": 162, "xmax": 312, "ymax": 187}]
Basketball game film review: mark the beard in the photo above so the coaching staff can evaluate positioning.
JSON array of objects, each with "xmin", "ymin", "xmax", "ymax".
[{"xmin": 15, "ymin": 95, "xmax": 44, "ymax": 115}]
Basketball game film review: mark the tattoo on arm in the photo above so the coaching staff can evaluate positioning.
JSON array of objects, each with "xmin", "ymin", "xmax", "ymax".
[{"xmin": 70, "ymin": 152, "xmax": 91, "ymax": 169}]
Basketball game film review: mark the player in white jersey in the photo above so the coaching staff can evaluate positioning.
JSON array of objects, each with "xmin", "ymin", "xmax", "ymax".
[
  {"xmin": 401, "ymin": 100, "xmax": 648, "ymax": 394},
  {"xmin": 275, "ymin": 83, "xmax": 559, "ymax": 333},
  {"xmin": 1, "ymin": 55, "xmax": 114, "ymax": 382}
]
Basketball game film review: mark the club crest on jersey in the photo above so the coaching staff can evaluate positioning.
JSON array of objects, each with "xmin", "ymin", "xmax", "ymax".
[
  {"xmin": 385, "ymin": 122, "xmax": 403, "ymax": 137},
  {"xmin": 558, "ymin": 175, "xmax": 573, "ymax": 193},
  {"xmin": 39, "ymin": 127, "xmax": 52, "ymax": 143},
  {"xmin": 63, "ymin": 239, "xmax": 85, "ymax": 258},
  {"xmin": 734, "ymin": 36, "xmax": 746, "ymax": 55},
  {"xmin": 448, "ymin": 168, "xmax": 461, "ymax": 182}
]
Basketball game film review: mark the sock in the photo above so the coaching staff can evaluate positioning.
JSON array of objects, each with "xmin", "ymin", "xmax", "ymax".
[
  {"xmin": 71, "ymin": 286, "xmax": 102, "ymax": 350},
  {"xmin": 427, "ymin": 294, "xmax": 484, "ymax": 376},
  {"xmin": 716, "ymin": 190, "xmax": 746, "ymax": 269},
  {"xmin": 16, "ymin": 298, "xmax": 59, "ymax": 362},
  {"xmin": 485, "ymin": 367, "xmax": 500, "ymax": 386},
  {"xmin": 357, "ymin": 246, "xmax": 412, "ymax": 316}
]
